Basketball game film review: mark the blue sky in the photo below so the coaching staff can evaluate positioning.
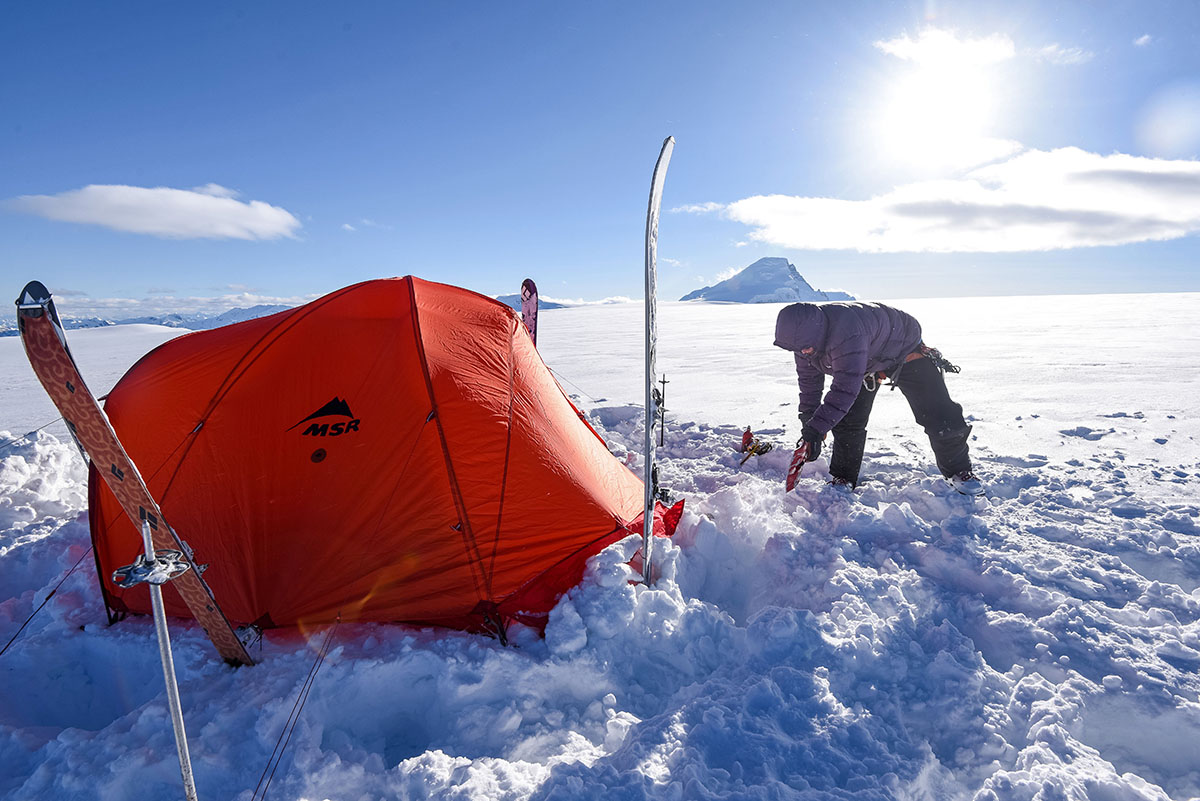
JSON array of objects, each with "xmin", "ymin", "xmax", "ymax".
[{"xmin": 3, "ymin": 1, "xmax": 1199, "ymax": 315}]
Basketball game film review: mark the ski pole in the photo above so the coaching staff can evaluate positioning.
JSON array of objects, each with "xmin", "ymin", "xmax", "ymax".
[
  {"xmin": 142, "ymin": 521, "xmax": 198, "ymax": 801},
  {"xmin": 114, "ymin": 522, "xmax": 199, "ymax": 801}
]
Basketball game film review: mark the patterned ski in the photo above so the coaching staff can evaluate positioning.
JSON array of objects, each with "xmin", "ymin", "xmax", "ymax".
[
  {"xmin": 520, "ymin": 278, "xmax": 538, "ymax": 346},
  {"xmin": 16, "ymin": 281, "xmax": 254, "ymax": 666},
  {"xmin": 784, "ymin": 442, "xmax": 809, "ymax": 492}
]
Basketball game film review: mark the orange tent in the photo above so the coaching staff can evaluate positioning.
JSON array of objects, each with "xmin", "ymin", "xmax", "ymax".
[{"xmin": 90, "ymin": 277, "xmax": 678, "ymax": 635}]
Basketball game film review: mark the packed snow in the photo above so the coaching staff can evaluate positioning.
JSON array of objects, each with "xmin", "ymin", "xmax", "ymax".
[{"xmin": 2, "ymin": 293, "xmax": 1199, "ymax": 801}]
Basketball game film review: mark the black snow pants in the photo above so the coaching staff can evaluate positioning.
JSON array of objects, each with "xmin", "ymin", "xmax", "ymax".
[{"xmin": 828, "ymin": 355, "xmax": 972, "ymax": 485}]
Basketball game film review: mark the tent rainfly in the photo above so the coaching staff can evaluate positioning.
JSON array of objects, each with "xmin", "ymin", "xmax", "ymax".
[{"xmin": 90, "ymin": 277, "xmax": 680, "ymax": 636}]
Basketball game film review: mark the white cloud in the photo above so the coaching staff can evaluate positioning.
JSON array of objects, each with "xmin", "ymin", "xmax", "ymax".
[
  {"xmin": 724, "ymin": 148, "xmax": 1200, "ymax": 253},
  {"xmin": 877, "ymin": 29, "xmax": 1092, "ymax": 67},
  {"xmin": 7, "ymin": 184, "xmax": 301, "ymax": 240},
  {"xmin": 874, "ymin": 28, "xmax": 1015, "ymax": 66},
  {"xmin": 671, "ymin": 202, "xmax": 725, "ymax": 214},
  {"xmin": 342, "ymin": 218, "xmax": 391, "ymax": 232},
  {"xmin": 1034, "ymin": 43, "xmax": 1094, "ymax": 65},
  {"xmin": 193, "ymin": 183, "xmax": 240, "ymax": 198},
  {"xmin": 1134, "ymin": 34, "xmax": 1152, "ymax": 47}
]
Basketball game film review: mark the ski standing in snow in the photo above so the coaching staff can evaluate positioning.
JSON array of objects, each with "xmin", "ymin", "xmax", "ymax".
[
  {"xmin": 774, "ymin": 301, "xmax": 983, "ymax": 495},
  {"xmin": 642, "ymin": 136, "xmax": 674, "ymax": 585}
]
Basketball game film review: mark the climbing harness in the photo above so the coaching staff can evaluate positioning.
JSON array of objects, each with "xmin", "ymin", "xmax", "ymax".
[{"xmin": 862, "ymin": 344, "xmax": 961, "ymax": 391}]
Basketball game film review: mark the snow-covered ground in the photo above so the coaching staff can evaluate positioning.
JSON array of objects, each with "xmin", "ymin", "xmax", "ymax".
[{"xmin": 2, "ymin": 293, "xmax": 1199, "ymax": 801}]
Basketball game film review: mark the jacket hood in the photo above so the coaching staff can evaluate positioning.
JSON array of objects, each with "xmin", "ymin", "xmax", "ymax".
[{"xmin": 774, "ymin": 303, "xmax": 827, "ymax": 352}]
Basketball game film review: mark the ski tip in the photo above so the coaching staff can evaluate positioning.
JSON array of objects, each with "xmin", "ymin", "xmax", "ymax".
[{"xmin": 16, "ymin": 280, "xmax": 51, "ymax": 309}]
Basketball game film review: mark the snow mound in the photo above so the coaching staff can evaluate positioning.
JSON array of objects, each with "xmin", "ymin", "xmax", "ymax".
[{"xmin": 3, "ymin": 401, "xmax": 1199, "ymax": 800}]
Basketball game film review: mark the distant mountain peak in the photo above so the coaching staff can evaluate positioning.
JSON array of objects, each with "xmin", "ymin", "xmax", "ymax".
[
  {"xmin": 495, "ymin": 293, "xmax": 566, "ymax": 311},
  {"xmin": 680, "ymin": 257, "xmax": 854, "ymax": 303}
]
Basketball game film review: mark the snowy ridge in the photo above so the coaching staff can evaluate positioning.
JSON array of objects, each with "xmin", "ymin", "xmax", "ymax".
[
  {"xmin": 681, "ymin": 257, "xmax": 855, "ymax": 303},
  {"xmin": 0, "ymin": 304, "xmax": 292, "ymax": 337},
  {"xmin": 495, "ymin": 293, "xmax": 566, "ymax": 311},
  {"xmin": 119, "ymin": 304, "xmax": 294, "ymax": 329}
]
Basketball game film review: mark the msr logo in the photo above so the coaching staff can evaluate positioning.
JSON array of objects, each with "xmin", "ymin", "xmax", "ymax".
[{"xmin": 288, "ymin": 397, "xmax": 362, "ymax": 437}]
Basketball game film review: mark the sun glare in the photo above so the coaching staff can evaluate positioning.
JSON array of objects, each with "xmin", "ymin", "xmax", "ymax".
[
  {"xmin": 871, "ymin": 29, "xmax": 1020, "ymax": 174},
  {"xmin": 878, "ymin": 67, "xmax": 995, "ymax": 169}
]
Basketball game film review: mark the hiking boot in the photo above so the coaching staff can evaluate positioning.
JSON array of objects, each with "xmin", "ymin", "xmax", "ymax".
[
  {"xmin": 828, "ymin": 476, "xmax": 856, "ymax": 490},
  {"xmin": 949, "ymin": 470, "xmax": 984, "ymax": 496}
]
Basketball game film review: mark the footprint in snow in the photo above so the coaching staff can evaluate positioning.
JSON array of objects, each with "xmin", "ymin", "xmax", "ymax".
[
  {"xmin": 995, "ymin": 454, "xmax": 1050, "ymax": 468},
  {"xmin": 1059, "ymin": 426, "xmax": 1116, "ymax": 441}
]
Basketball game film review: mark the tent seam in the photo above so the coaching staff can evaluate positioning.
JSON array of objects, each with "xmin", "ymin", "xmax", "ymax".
[
  {"xmin": 485, "ymin": 320, "xmax": 518, "ymax": 586},
  {"xmin": 406, "ymin": 277, "xmax": 490, "ymax": 602},
  {"xmin": 152, "ymin": 281, "xmax": 372, "ymax": 506}
]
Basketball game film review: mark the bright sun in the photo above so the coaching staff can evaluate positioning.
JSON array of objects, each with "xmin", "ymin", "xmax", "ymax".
[{"xmin": 871, "ymin": 29, "xmax": 1020, "ymax": 173}]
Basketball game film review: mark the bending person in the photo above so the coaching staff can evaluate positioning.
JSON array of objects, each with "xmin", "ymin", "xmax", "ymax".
[{"xmin": 774, "ymin": 301, "xmax": 983, "ymax": 495}]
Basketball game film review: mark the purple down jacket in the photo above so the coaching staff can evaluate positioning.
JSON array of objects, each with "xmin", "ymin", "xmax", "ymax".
[{"xmin": 774, "ymin": 302, "xmax": 923, "ymax": 435}]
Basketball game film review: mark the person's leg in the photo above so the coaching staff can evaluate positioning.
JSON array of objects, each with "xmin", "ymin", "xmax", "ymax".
[
  {"xmin": 829, "ymin": 380, "xmax": 879, "ymax": 485},
  {"xmin": 894, "ymin": 357, "xmax": 972, "ymax": 477}
]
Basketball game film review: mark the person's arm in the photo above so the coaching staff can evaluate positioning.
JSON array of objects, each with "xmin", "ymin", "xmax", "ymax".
[
  {"xmin": 794, "ymin": 353, "xmax": 824, "ymax": 424},
  {"xmin": 807, "ymin": 330, "xmax": 869, "ymax": 435}
]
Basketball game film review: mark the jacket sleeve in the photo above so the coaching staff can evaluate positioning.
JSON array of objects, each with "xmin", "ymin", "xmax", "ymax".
[
  {"xmin": 794, "ymin": 353, "xmax": 824, "ymax": 423},
  {"xmin": 807, "ymin": 330, "xmax": 869, "ymax": 435}
]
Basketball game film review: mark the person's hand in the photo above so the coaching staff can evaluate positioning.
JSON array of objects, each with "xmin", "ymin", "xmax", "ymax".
[{"xmin": 800, "ymin": 424, "xmax": 824, "ymax": 462}]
